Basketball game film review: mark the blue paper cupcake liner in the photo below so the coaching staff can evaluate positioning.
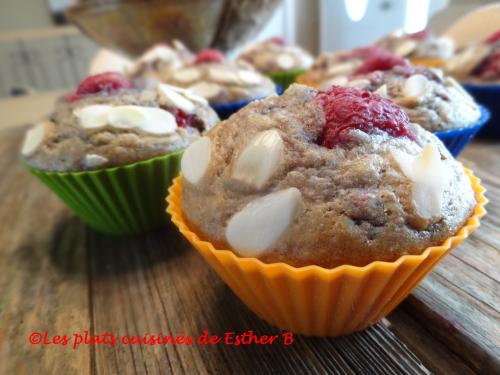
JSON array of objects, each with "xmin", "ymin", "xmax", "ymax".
[
  {"xmin": 435, "ymin": 105, "xmax": 490, "ymax": 157},
  {"xmin": 211, "ymin": 88, "xmax": 282, "ymax": 120},
  {"xmin": 211, "ymin": 98, "xmax": 262, "ymax": 120},
  {"xmin": 463, "ymin": 83, "xmax": 499, "ymax": 139}
]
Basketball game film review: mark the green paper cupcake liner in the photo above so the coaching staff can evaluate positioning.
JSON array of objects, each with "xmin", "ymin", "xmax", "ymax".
[
  {"xmin": 28, "ymin": 150, "xmax": 183, "ymax": 235},
  {"xmin": 267, "ymin": 68, "xmax": 306, "ymax": 91}
]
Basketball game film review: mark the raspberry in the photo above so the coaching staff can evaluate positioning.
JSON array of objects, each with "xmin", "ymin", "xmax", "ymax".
[
  {"xmin": 194, "ymin": 49, "xmax": 225, "ymax": 64},
  {"xmin": 408, "ymin": 29, "xmax": 431, "ymax": 40},
  {"xmin": 474, "ymin": 50, "xmax": 500, "ymax": 79},
  {"xmin": 173, "ymin": 108, "xmax": 193, "ymax": 128},
  {"xmin": 268, "ymin": 36, "xmax": 285, "ymax": 45},
  {"xmin": 316, "ymin": 86, "xmax": 415, "ymax": 148},
  {"xmin": 76, "ymin": 72, "xmax": 131, "ymax": 95},
  {"xmin": 485, "ymin": 30, "xmax": 500, "ymax": 44},
  {"xmin": 355, "ymin": 52, "xmax": 409, "ymax": 75},
  {"xmin": 64, "ymin": 91, "xmax": 82, "ymax": 103}
]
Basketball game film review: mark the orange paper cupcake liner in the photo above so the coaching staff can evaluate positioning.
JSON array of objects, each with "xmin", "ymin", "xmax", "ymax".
[
  {"xmin": 410, "ymin": 58, "xmax": 446, "ymax": 68},
  {"xmin": 166, "ymin": 169, "xmax": 486, "ymax": 336},
  {"xmin": 295, "ymin": 73, "xmax": 320, "ymax": 87}
]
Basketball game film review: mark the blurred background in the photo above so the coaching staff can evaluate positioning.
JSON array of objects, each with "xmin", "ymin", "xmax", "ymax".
[{"xmin": 0, "ymin": 0, "xmax": 496, "ymax": 98}]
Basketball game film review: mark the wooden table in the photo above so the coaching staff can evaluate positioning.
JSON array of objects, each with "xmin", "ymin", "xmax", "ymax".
[{"xmin": 0, "ymin": 125, "xmax": 498, "ymax": 374}]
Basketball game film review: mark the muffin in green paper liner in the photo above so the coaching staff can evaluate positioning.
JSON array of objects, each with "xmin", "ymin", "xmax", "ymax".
[
  {"xmin": 21, "ymin": 72, "xmax": 218, "ymax": 235},
  {"xmin": 267, "ymin": 68, "xmax": 306, "ymax": 92},
  {"xmin": 237, "ymin": 37, "xmax": 313, "ymax": 90}
]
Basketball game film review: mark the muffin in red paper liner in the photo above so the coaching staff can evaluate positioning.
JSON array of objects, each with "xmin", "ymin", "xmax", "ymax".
[{"xmin": 167, "ymin": 84, "xmax": 486, "ymax": 335}]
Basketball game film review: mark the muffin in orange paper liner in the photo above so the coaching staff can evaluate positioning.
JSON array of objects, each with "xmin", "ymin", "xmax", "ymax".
[
  {"xmin": 167, "ymin": 84, "xmax": 486, "ymax": 336},
  {"xmin": 167, "ymin": 170, "xmax": 486, "ymax": 337}
]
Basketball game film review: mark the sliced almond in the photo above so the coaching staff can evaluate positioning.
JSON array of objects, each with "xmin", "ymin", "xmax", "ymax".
[
  {"xmin": 238, "ymin": 70, "xmax": 262, "ymax": 85},
  {"xmin": 158, "ymin": 83, "xmax": 195, "ymax": 113},
  {"xmin": 394, "ymin": 39, "xmax": 417, "ymax": 57},
  {"xmin": 21, "ymin": 123, "xmax": 45, "ymax": 156},
  {"xmin": 327, "ymin": 62, "xmax": 355, "ymax": 77},
  {"xmin": 346, "ymin": 79, "xmax": 370, "ymax": 89},
  {"xmin": 174, "ymin": 68, "xmax": 201, "ymax": 83},
  {"xmin": 188, "ymin": 82, "xmax": 222, "ymax": 100},
  {"xmin": 107, "ymin": 105, "xmax": 147, "ymax": 129},
  {"xmin": 74, "ymin": 105, "xmax": 113, "ymax": 129},
  {"xmin": 277, "ymin": 54, "xmax": 295, "ymax": 70},
  {"xmin": 391, "ymin": 143, "xmax": 448, "ymax": 219},
  {"xmin": 232, "ymin": 130, "xmax": 284, "ymax": 189},
  {"xmin": 374, "ymin": 84, "xmax": 389, "ymax": 98},
  {"xmin": 84, "ymin": 154, "xmax": 108, "ymax": 168},
  {"xmin": 225, "ymin": 188, "xmax": 302, "ymax": 256},
  {"xmin": 108, "ymin": 105, "xmax": 177, "ymax": 135},
  {"xmin": 181, "ymin": 136, "xmax": 211, "ymax": 185},
  {"xmin": 402, "ymin": 74, "xmax": 430, "ymax": 100},
  {"xmin": 209, "ymin": 67, "xmax": 239, "ymax": 84}
]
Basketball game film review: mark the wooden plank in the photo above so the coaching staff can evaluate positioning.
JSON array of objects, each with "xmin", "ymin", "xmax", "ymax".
[
  {"xmin": 386, "ymin": 142, "xmax": 500, "ymax": 374},
  {"xmin": 88, "ymin": 227, "xmax": 431, "ymax": 374},
  {"xmin": 0, "ymin": 128, "xmax": 91, "ymax": 374}
]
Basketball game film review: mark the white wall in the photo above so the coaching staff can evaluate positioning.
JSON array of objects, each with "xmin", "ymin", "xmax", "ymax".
[{"xmin": 0, "ymin": 0, "xmax": 53, "ymax": 32}]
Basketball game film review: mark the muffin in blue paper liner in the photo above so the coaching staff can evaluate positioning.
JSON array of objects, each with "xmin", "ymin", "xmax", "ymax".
[
  {"xmin": 463, "ymin": 84, "xmax": 499, "ymax": 139},
  {"xmin": 435, "ymin": 106, "xmax": 490, "ymax": 157},
  {"xmin": 211, "ymin": 98, "xmax": 262, "ymax": 120},
  {"xmin": 164, "ymin": 49, "xmax": 277, "ymax": 121},
  {"xmin": 211, "ymin": 89, "xmax": 281, "ymax": 119}
]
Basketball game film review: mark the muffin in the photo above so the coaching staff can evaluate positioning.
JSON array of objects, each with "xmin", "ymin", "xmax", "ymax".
[
  {"xmin": 23, "ymin": 72, "xmax": 217, "ymax": 234},
  {"xmin": 237, "ymin": 36, "xmax": 313, "ymax": 89},
  {"xmin": 168, "ymin": 84, "xmax": 485, "ymax": 336},
  {"xmin": 179, "ymin": 83, "xmax": 475, "ymax": 266},
  {"xmin": 297, "ymin": 46, "xmax": 409, "ymax": 88},
  {"xmin": 338, "ymin": 65, "xmax": 487, "ymax": 155},
  {"xmin": 445, "ymin": 30, "xmax": 500, "ymax": 83},
  {"xmin": 445, "ymin": 30, "xmax": 500, "ymax": 138},
  {"xmin": 164, "ymin": 49, "xmax": 276, "ymax": 119},
  {"xmin": 130, "ymin": 40, "xmax": 193, "ymax": 88},
  {"xmin": 376, "ymin": 29, "xmax": 454, "ymax": 67}
]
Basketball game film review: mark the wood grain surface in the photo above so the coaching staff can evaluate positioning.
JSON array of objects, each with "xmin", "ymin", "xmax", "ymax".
[{"xmin": 0, "ymin": 126, "xmax": 498, "ymax": 375}]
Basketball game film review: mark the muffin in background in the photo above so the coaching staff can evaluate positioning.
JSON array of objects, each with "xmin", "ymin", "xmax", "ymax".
[
  {"xmin": 237, "ymin": 36, "xmax": 313, "ymax": 89},
  {"xmin": 168, "ymin": 83, "xmax": 485, "ymax": 336},
  {"xmin": 297, "ymin": 46, "xmax": 409, "ymax": 88},
  {"xmin": 130, "ymin": 40, "xmax": 194, "ymax": 88},
  {"xmin": 336, "ymin": 65, "xmax": 487, "ymax": 155},
  {"xmin": 376, "ymin": 29, "xmax": 454, "ymax": 67},
  {"xmin": 23, "ymin": 72, "xmax": 217, "ymax": 234},
  {"xmin": 165, "ymin": 49, "xmax": 276, "ymax": 119},
  {"xmin": 180, "ymin": 84, "xmax": 476, "ymax": 267},
  {"xmin": 445, "ymin": 30, "xmax": 499, "ymax": 138}
]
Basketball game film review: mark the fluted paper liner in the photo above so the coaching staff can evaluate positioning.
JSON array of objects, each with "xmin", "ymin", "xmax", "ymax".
[
  {"xmin": 30, "ymin": 150, "xmax": 183, "ymax": 235},
  {"xmin": 167, "ymin": 169, "xmax": 486, "ymax": 336},
  {"xmin": 296, "ymin": 73, "xmax": 320, "ymax": 88},
  {"xmin": 410, "ymin": 58, "xmax": 446, "ymax": 68}
]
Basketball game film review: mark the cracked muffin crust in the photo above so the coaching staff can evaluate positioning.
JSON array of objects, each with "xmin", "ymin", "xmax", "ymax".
[
  {"xmin": 180, "ymin": 84, "xmax": 476, "ymax": 267},
  {"xmin": 22, "ymin": 73, "xmax": 218, "ymax": 172}
]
